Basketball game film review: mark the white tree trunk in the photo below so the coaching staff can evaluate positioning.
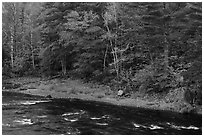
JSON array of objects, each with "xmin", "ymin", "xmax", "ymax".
[
  {"xmin": 164, "ymin": 36, "xmax": 169, "ymax": 73},
  {"xmin": 10, "ymin": 26, "xmax": 14, "ymax": 69},
  {"xmin": 30, "ymin": 30, "xmax": 35, "ymax": 70},
  {"xmin": 61, "ymin": 56, "xmax": 66, "ymax": 76},
  {"xmin": 103, "ymin": 44, "xmax": 108, "ymax": 70}
]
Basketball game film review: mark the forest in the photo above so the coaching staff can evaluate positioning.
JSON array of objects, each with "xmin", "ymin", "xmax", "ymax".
[{"xmin": 2, "ymin": 2, "xmax": 202, "ymax": 112}]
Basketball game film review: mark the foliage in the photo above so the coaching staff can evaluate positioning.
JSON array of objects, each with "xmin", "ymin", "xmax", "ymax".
[
  {"xmin": 127, "ymin": 60, "xmax": 183, "ymax": 96},
  {"xmin": 2, "ymin": 2, "xmax": 42, "ymax": 76},
  {"xmin": 183, "ymin": 59, "xmax": 202, "ymax": 105},
  {"xmin": 2, "ymin": 2, "xmax": 202, "ymax": 107}
]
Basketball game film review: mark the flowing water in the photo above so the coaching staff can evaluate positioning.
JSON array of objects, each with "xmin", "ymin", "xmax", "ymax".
[{"xmin": 2, "ymin": 91, "xmax": 202, "ymax": 135}]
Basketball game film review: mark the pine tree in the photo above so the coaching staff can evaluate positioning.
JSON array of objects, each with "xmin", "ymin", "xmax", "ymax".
[{"xmin": 39, "ymin": 2, "xmax": 106, "ymax": 77}]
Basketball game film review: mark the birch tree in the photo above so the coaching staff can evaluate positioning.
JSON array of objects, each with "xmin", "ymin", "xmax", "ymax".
[{"xmin": 2, "ymin": 3, "xmax": 19, "ymax": 69}]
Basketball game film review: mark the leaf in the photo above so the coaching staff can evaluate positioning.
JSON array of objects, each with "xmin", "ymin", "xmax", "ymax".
[
  {"xmin": 59, "ymin": 31, "xmax": 73, "ymax": 40},
  {"xmin": 85, "ymin": 26, "xmax": 102, "ymax": 33},
  {"xmin": 188, "ymin": 13, "xmax": 202, "ymax": 21},
  {"xmin": 149, "ymin": 10, "xmax": 163, "ymax": 17},
  {"xmin": 65, "ymin": 10, "xmax": 80, "ymax": 18},
  {"xmin": 168, "ymin": 32, "xmax": 182, "ymax": 40}
]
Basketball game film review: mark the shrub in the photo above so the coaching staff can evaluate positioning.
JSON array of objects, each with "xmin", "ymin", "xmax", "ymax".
[
  {"xmin": 11, "ymin": 57, "xmax": 31, "ymax": 76},
  {"xmin": 2, "ymin": 60, "xmax": 11, "ymax": 78},
  {"xmin": 131, "ymin": 60, "xmax": 183, "ymax": 95},
  {"xmin": 184, "ymin": 83, "xmax": 202, "ymax": 106},
  {"xmin": 182, "ymin": 60, "xmax": 202, "ymax": 106}
]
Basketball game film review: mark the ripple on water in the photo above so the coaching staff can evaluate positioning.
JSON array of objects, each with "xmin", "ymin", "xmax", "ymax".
[
  {"xmin": 95, "ymin": 123, "xmax": 109, "ymax": 126},
  {"xmin": 181, "ymin": 126, "xmax": 199, "ymax": 130},
  {"xmin": 90, "ymin": 114, "xmax": 120, "ymax": 123},
  {"xmin": 62, "ymin": 110, "xmax": 86, "ymax": 117},
  {"xmin": 102, "ymin": 115, "xmax": 110, "ymax": 119},
  {"xmin": 37, "ymin": 115, "xmax": 48, "ymax": 118},
  {"xmin": 64, "ymin": 118, "xmax": 78, "ymax": 122},
  {"xmin": 149, "ymin": 125, "xmax": 164, "ymax": 130},
  {"xmin": 14, "ymin": 119, "xmax": 33, "ymax": 125},
  {"xmin": 62, "ymin": 110, "xmax": 85, "ymax": 123},
  {"xmin": 2, "ymin": 123, "xmax": 11, "ymax": 127},
  {"xmin": 2, "ymin": 103, "xmax": 11, "ymax": 106},
  {"xmin": 66, "ymin": 128, "xmax": 81, "ymax": 135},
  {"xmin": 132, "ymin": 122, "xmax": 164, "ymax": 130},
  {"xmin": 90, "ymin": 117, "xmax": 102, "ymax": 120},
  {"xmin": 62, "ymin": 112, "xmax": 80, "ymax": 116},
  {"xmin": 90, "ymin": 114, "xmax": 110, "ymax": 121},
  {"xmin": 166, "ymin": 122, "xmax": 199, "ymax": 130},
  {"xmin": 19, "ymin": 100, "xmax": 51, "ymax": 105},
  {"xmin": 133, "ymin": 123, "xmax": 141, "ymax": 128}
]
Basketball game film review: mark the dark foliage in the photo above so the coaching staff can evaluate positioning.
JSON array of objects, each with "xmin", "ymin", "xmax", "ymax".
[{"xmin": 2, "ymin": 2, "xmax": 202, "ymax": 107}]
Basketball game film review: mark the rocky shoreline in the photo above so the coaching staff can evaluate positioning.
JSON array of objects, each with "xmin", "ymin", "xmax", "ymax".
[{"xmin": 2, "ymin": 77, "xmax": 202, "ymax": 115}]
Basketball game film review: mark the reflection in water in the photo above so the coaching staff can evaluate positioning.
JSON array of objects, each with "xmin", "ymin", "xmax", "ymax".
[{"xmin": 2, "ymin": 92, "xmax": 202, "ymax": 135}]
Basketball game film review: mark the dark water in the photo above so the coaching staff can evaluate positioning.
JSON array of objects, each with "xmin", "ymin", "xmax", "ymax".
[{"xmin": 2, "ymin": 92, "xmax": 202, "ymax": 135}]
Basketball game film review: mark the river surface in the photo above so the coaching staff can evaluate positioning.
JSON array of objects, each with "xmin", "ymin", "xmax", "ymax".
[{"xmin": 2, "ymin": 91, "xmax": 202, "ymax": 135}]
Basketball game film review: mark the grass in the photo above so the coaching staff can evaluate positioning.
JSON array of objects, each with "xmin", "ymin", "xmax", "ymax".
[{"xmin": 4, "ymin": 77, "xmax": 202, "ymax": 115}]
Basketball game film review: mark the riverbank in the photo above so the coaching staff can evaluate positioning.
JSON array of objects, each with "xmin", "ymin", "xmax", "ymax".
[{"xmin": 2, "ymin": 77, "xmax": 202, "ymax": 115}]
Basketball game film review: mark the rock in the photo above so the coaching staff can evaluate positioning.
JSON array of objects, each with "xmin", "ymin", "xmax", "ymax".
[
  {"xmin": 20, "ymin": 88, "xmax": 28, "ymax": 91},
  {"xmin": 96, "ymin": 94, "xmax": 104, "ymax": 98},
  {"xmin": 118, "ymin": 90, "xmax": 124, "ymax": 96},
  {"xmin": 3, "ymin": 83, "xmax": 21, "ymax": 89},
  {"xmin": 27, "ymin": 86, "xmax": 37, "ymax": 89},
  {"xmin": 46, "ymin": 95, "xmax": 52, "ymax": 98},
  {"xmin": 27, "ymin": 89, "xmax": 38, "ymax": 92}
]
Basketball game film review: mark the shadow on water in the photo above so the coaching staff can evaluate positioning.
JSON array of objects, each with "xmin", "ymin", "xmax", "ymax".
[{"xmin": 2, "ymin": 91, "xmax": 202, "ymax": 135}]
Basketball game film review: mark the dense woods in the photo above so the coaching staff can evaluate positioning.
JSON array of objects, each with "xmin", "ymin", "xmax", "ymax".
[{"xmin": 2, "ymin": 2, "xmax": 202, "ymax": 108}]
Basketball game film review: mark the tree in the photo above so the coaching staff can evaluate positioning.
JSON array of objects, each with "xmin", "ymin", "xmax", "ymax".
[
  {"xmin": 3, "ymin": 2, "xmax": 42, "ymax": 75},
  {"xmin": 2, "ymin": 2, "xmax": 202, "ymax": 106},
  {"xmin": 2, "ymin": 3, "xmax": 19, "ymax": 69}
]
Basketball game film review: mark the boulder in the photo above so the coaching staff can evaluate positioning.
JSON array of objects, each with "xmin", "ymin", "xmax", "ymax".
[
  {"xmin": 46, "ymin": 95, "xmax": 52, "ymax": 99},
  {"xmin": 118, "ymin": 90, "xmax": 124, "ymax": 96},
  {"xmin": 19, "ymin": 87, "xmax": 28, "ymax": 91}
]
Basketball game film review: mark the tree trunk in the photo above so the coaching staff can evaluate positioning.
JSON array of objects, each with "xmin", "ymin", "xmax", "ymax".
[
  {"xmin": 103, "ymin": 44, "xmax": 108, "ymax": 71},
  {"xmin": 10, "ymin": 26, "xmax": 14, "ymax": 69},
  {"xmin": 9, "ymin": 3, "xmax": 17, "ymax": 70},
  {"xmin": 21, "ymin": 6, "xmax": 26, "ymax": 56},
  {"xmin": 102, "ymin": 3, "xmax": 119, "ymax": 78},
  {"xmin": 163, "ymin": 3, "xmax": 169, "ymax": 73},
  {"xmin": 164, "ymin": 32, "xmax": 169, "ymax": 73},
  {"xmin": 61, "ymin": 56, "xmax": 66, "ymax": 76},
  {"xmin": 104, "ymin": 23, "xmax": 119, "ymax": 77},
  {"xmin": 113, "ymin": 2, "xmax": 119, "ymax": 78},
  {"xmin": 164, "ymin": 39, "xmax": 169, "ymax": 72},
  {"xmin": 30, "ymin": 30, "xmax": 35, "ymax": 70}
]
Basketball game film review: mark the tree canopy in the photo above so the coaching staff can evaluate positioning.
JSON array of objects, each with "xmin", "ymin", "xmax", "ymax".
[{"xmin": 2, "ymin": 2, "xmax": 202, "ymax": 106}]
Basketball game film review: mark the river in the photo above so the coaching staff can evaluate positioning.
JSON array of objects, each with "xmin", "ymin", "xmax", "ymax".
[{"xmin": 2, "ymin": 91, "xmax": 202, "ymax": 135}]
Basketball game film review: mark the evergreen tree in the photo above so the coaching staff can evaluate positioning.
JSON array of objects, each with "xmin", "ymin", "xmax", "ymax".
[{"xmin": 2, "ymin": 2, "xmax": 202, "ymax": 106}]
